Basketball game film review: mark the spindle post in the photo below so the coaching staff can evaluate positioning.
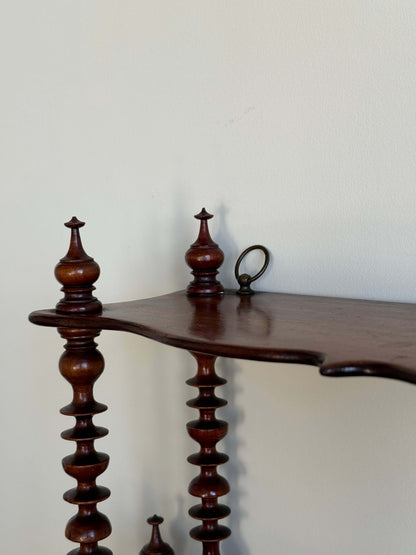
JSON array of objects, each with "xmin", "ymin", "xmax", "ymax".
[
  {"xmin": 186, "ymin": 352, "xmax": 231, "ymax": 555},
  {"xmin": 55, "ymin": 218, "xmax": 112, "ymax": 555}
]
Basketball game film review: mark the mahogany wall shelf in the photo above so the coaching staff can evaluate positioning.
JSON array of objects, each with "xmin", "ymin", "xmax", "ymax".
[
  {"xmin": 29, "ymin": 213, "xmax": 416, "ymax": 555},
  {"xmin": 31, "ymin": 290, "xmax": 416, "ymax": 382}
]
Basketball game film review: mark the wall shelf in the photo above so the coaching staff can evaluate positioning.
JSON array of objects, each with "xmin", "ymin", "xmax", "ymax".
[
  {"xmin": 29, "ymin": 212, "xmax": 416, "ymax": 555},
  {"xmin": 30, "ymin": 289, "xmax": 416, "ymax": 383}
]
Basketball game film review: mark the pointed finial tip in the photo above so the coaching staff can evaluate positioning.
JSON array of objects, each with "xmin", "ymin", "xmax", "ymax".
[
  {"xmin": 65, "ymin": 216, "xmax": 85, "ymax": 229},
  {"xmin": 140, "ymin": 514, "xmax": 175, "ymax": 555},
  {"xmin": 147, "ymin": 515, "xmax": 164, "ymax": 525},
  {"xmin": 194, "ymin": 208, "xmax": 213, "ymax": 220}
]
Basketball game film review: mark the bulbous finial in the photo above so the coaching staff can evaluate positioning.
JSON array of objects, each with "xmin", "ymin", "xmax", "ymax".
[
  {"xmin": 139, "ymin": 515, "xmax": 175, "ymax": 555},
  {"xmin": 54, "ymin": 217, "xmax": 102, "ymax": 314},
  {"xmin": 185, "ymin": 208, "xmax": 224, "ymax": 296}
]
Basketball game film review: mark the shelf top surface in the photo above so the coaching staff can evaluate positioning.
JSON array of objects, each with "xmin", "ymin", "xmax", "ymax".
[{"xmin": 29, "ymin": 290, "xmax": 416, "ymax": 384}]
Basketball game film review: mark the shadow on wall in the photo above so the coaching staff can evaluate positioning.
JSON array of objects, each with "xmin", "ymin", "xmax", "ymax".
[
  {"xmin": 220, "ymin": 357, "xmax": 250, "ymax": 555},
  {"xmin": 214, "ymin": 203, "xmax": 239, "ymax": 289}
]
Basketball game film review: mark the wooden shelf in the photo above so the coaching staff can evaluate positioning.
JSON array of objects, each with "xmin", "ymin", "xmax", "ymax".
[
  {"xmin": 30, "ymin": 289, "xmax": 416, "ymax": 384},
  {"xmin": 29, "ymin": 213, "xmax": 416, "ymax": 554}
]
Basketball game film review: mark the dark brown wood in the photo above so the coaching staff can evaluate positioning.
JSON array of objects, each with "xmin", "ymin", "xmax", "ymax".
[
  {"xmin": 60, "ymin": 327, "xmax": 112, "ymax": 555},
  {"xmin": 30, "ymin": 290, "xmax": 416, "ymax": 385},
  {"xmin": 186, "ymin": 352, "xmax": 230, "ymax": 555},
  {"xmin": 52, "ymin": 219, "xmax": 111, "ymax": 554},
  {"xmin": 139, "ymin": 515, "xmax": 175, "ymax": 555},
  {"xmin": 29, "ymin": 214, "xmax": 416, "ymax": 554},
  {"xmin": 185, "ymin": 208, "xmax": 224, "ymax": 297},
  {"xmin": 55, "ymin": 217, "xmax": 102, "ymax": 314}
]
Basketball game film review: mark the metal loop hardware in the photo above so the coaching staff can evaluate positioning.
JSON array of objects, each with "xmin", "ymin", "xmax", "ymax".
[{"xmin": 234, "ymin": 245, "xmax": 270, "ymax": 295}]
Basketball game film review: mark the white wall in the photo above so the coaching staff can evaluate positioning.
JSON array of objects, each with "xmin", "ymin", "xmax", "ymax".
[{"xmin": 2, "ymin": 1, "xmax": 416, "ymax": 553}]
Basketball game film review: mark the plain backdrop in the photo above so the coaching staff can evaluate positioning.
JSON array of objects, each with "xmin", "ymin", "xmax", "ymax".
[{"xmin": 2, "ymin": 1, "xmax": 416, "ymax": 554}]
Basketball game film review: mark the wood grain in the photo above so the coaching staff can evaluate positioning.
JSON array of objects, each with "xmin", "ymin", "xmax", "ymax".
[{"xmin": 30, "ymin": 290, "xmax": 416, "ymax": 384}]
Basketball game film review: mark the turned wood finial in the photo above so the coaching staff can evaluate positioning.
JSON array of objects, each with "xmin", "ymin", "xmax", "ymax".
[
  {"xmin": 55, "ymin": 217, "xmax": 102, "ymax": 314},
  {"xmin": 185, "ymin": 208, "xmax": 224, "ymax": 297},
  {"xmin": 139, "ymin": 515, "xmax": 175, "ymax": 555}
]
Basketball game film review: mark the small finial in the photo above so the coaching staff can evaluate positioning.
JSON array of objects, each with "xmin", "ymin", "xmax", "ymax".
[
  {"xmin": 65, "ymin": 216, "xmax": 85, "ymax": 228},
  {"xmin": 139, "ymin": 515, "xmax": 175, "ymax": 555},
  {"xmin": 194, "ymin": 208, "xmax": 213, "ymax": 220},
  {"xmin": 147, "ymin": 515, "xmax": 164, "ymax": 526},
  {"xmin": 185, "ymin": 208, "xmax": 224, "ymax": 296},
  {"xmin": 54, "ymin": 217, "xmax": 102, "ymax": 314}
]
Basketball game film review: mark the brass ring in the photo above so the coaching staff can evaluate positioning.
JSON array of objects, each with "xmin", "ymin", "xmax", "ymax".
[{"xmin": 234, "ymin": 245, "xmax": 270, "ymax": 295}]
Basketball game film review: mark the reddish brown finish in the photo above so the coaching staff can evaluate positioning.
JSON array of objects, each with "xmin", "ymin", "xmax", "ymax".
[
  {"xmin": 59, "ymin": 327, "xmax": 112, "ymax": 555},
  {"xmin": 53, "ymin": 220, "xmax": 111, "ymax": 555},
  {"xmin": 29, "ymin": 214, "xmax": 416, "ymax": 555},
  {"xmin": 139, "ymin": 515, "xmax": 175, "ymax": 555},
  {"xmin": 186, "ymin": 353, "xmax": 231, "ymax": 554},
  {"xmin": 30, "ymin": 290, "xmax": 416, "ymax": 385},
  {"xmin": 185, "ymin": 209, "xmax": 224, "ymax": 297},
  {"xmin": 55, "ymin": 217, "xmax": 102, "ymax": 315}
]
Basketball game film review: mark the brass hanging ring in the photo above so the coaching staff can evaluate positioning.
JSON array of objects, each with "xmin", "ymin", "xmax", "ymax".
[{"xmin": 234, "ymin": 245, "xmax": 270, "ymax": 295}]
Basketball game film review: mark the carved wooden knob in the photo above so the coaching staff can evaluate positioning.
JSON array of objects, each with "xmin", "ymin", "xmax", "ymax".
[
  {"xmin": 139, "ymin": 515, "xmax": 175, "ymax": 555},
  {"xmin": 55, "ymin": 217, "xmax": 102, "ymax": 314},
  {"xmin": 185, "ymin": 208, "xmax": 224, "ymax": 297}
]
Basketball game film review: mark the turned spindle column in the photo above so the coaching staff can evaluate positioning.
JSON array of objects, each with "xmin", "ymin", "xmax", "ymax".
[
  {"xmin": 186, "ymin": 352, "xmax": 231, "ymax": 555},
  {"xmin": 55, "ymin": 218, "xmax": 112, "ymax": 555}
]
